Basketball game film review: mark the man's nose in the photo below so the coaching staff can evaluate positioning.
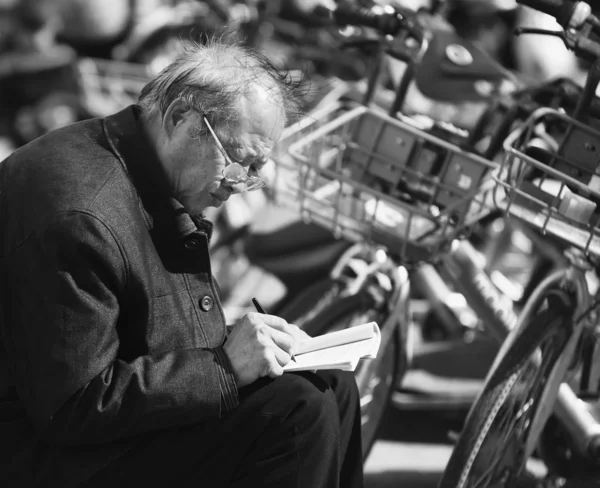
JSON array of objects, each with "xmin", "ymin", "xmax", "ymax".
[{"xmin": 220, "ymin": 178, "xmax": 245, "ymax": 194}]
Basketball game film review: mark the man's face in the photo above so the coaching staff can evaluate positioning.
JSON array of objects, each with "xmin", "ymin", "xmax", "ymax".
[{"xmin": 159, "ymin": 84, "xmax": 285, "ymax": 215}]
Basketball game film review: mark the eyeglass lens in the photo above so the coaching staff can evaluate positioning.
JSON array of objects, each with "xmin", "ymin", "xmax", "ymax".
[
  {"xmin": 223, "ymin": 164, "xmax": 265, "ymax": 191},
  {"xmin": 204, "ymin": 116, "xmax": 265, "ymax": 192}
]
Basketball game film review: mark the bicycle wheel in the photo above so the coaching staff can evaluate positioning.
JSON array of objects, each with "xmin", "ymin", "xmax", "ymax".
[
  {"xmin": 438, "ymin": 289, "xmax": 579, "ymax": 488},
  {"xmin": 281, "ymin": 283, "xmax": 404, "ymax": 460}
]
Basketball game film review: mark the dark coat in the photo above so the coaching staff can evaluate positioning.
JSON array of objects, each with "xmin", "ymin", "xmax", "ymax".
[{"xmin": 0, "ymin": 106, "xmax": 237, "ymax": 486}]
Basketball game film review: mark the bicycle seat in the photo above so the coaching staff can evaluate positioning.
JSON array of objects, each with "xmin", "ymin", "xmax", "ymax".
[
  {"xmin": 244, "ymin": 221, "xmax": 352, "ymax": 290},
  {"xmin": 413, "ymin": 29, "xmax": 515, "ymax": 103}
]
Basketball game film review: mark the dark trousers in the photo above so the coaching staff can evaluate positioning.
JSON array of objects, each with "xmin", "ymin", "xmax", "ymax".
[{"xmin": 84, "ymin": 370, "xmax": 364, "ymax": 488}]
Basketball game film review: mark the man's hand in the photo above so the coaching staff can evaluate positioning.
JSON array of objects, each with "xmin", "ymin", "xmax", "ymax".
[
  {"xmin": 223, "ymin": 313, "xmax": 311, "ymax": 388},
  {"xmin": 288, "ymin": 325, "xmax": 312, "ymax": 344}
]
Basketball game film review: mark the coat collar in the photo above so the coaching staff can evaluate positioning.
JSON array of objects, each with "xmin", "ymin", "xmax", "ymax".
[
  {"xmin": 102, "ymin": 105, "xmax": 213, "ymax": 241},
  {"xmin": 103, "ymin": 104, "xmax": 169, "ymax": 198}
]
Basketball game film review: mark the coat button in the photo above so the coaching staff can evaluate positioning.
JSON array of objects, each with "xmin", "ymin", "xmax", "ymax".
[
  {"xmin": 199, "ymin": 295, "xmax": 214, "ymax": 311},
  {"xmin": 185, "ymin": 238, "xmax": 201, "ymax": 249}
]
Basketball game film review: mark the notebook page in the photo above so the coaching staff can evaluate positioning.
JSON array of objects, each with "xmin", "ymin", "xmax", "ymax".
[
  {"xmin": 284, "ymin": 332, "xmax": 380, "ymax": 372},
  {"xmin": 295, "ymin": 322, "xmax": 379, "ymax": 355},
  {"xmin": 361, "ymin": 323, "xmax": 381, "ymax": 359}
]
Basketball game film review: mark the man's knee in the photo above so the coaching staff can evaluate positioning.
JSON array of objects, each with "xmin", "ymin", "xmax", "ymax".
[
  {"xmin": 283, "ymin": 373, "xmax": 340, "ymax": 428},
  {"xmin": 239, "ymin": 371, "xmax": 357, "ymax": 429},
  {"xmin": 317, "ymin": 370, "xmax": 360, "ymax": 413},
  {"xmin": 242, "ymin": 373, "xmax": 337, "ymax": 434}
]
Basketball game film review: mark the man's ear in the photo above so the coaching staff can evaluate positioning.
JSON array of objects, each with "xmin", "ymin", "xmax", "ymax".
[{"xmin": 162, "ymin": 99, "xmax": 194, "ymax": 137}]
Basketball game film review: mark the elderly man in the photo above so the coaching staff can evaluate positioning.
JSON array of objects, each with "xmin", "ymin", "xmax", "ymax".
[{"xmin": 0, "ymin": 38, "xmax": 363, "ymax": 487}]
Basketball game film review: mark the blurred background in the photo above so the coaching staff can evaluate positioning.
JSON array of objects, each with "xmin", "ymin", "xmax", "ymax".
[
  {"xmin": 0, "ymin": 0, "xmax": 587, "ymax": 162},
  {"xmin": 0, "ymin": 2, "xmax": 594, "ymax": 486}
]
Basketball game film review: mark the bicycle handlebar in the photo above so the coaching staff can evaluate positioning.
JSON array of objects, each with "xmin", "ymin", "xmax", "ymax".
[
  {"xmin": 518, "ymin": 0, "xmax": 600, "ymax": 33},
  {"xmin": 314, "ymin": 3, "xmax": 412, "ymax": 37},
  {"xmin": 517, "ymin": 1, "xmax": 600, "ymax": 64},
  {"xmin": 517, "ymin": 0, "xmax": 576, "ymax": 27}
]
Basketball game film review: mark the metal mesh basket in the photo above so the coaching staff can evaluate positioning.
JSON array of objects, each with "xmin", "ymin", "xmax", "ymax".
[
  {"xmin": 269, "ymin": 104, "xmax": 497, "ymax": 262},
  {"xmin": 493, "ymin": 107, "xmax": 600, "ymax": 257},
  {"xmin": 76, "ymin": 57, "xmax": 153, "ymax": 117}
]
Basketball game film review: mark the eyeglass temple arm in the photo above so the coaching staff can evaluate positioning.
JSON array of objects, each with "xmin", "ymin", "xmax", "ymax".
[{"xmin": 203, "ymin": 116, "xmax": 233, "ymax": 164}]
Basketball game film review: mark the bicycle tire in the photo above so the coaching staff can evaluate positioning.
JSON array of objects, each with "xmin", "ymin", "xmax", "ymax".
[
  {"xmin": 438, "ymin": 289, "xmax": 577, "ymax": 488},
  {"xmin": 282, "ymin": 283, "xmax": 403, "ymax": 460}
]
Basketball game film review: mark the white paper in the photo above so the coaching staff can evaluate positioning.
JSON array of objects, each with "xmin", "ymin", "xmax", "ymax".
[
  {"xmin": 295, "ymin": 322, "xmax": 379, "ymax": 355},
  {"xmin": 284, "ymin": 322, "xmax": 381, "ymax": 372}
]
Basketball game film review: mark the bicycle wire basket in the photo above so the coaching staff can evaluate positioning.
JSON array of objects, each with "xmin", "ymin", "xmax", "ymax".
[
  {"xmin": 269, "ymin": 103, "xmax": 497, "ymax": 263},
  {"xmin": 494, "ymin": 107, "xmax": 600, "ymax": 258},
  {"xmin": 76, "ymin": 57, "xmax": 154, "ymax": 117}
]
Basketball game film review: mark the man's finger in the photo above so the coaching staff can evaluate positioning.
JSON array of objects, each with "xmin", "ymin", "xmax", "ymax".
[
  {"xmin": 271, "ymin": 339, "xmax": 293, "ymax": 367},
  {"xmin": 258, "ymin": 314, "xmax": 302, "ymax": 338},
  {"xmin": 288, "ymin": 324, "xmax": 312, "ymax": 342},
  {"xmin": 261, "ymin": 326, "xmax": 295, "ymax": 356},
  {"xmin": 263, "ymin": 348, "xmax": 284, "ymax": 378}
]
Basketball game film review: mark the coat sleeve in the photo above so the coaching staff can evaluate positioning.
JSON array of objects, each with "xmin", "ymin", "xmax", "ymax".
[{"xmin": 3, "ymin": 210, "xmax": 227, "ymax": 446}]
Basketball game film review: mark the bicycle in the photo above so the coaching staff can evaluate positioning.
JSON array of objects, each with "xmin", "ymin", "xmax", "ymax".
[
  {"xmin": 236, "ymin": 0, "xmax": 590, "ymax": 457},
  {"xmin": 262, "ymin": 0, "xmax": 600, "ymax": 457},
  {"xmin": 438, "ymin": 1, "xmax": 600, "ymax": 486},
  {"xmin": 214, "ymin": 1, "xmax": 553, "ymax": 458},
  {"xmin": 263, "ymin": 1, "xmax": 518, "ymax": 456}
]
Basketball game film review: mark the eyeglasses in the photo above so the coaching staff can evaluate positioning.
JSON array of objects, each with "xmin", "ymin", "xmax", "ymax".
[{"xmin": 203, "ymin": 116, "xmax": 266, "ymax": 192}]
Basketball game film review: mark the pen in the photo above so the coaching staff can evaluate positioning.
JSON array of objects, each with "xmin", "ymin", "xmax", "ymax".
[{"xmin": 252, "ymin": 297, "xmax": 296, "ymax": 363}]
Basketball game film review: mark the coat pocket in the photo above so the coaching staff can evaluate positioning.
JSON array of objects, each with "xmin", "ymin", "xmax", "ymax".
[{"xmin": 147, "ymin": 291, "xmax": 204, "ymax": 352}]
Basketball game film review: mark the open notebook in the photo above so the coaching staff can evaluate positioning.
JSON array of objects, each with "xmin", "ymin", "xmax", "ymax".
[{"xmin": 283, "ymin": 322, "xmax": 381, "ymax": 372}]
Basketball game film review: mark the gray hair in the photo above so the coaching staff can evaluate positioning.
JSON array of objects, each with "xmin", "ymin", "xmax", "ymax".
[{"xmin": 138, "ymin": 35, "xmax": 304, "ymax": 135}]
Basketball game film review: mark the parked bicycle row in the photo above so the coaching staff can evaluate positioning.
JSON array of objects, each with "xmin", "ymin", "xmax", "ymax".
[{"xmin": 212, "ymin": 1, "xmax": 600, "ymax": 486}]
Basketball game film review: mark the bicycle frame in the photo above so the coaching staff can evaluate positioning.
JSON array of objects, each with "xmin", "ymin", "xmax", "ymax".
[
  {"xmin": 327, "ymin": 243, "xmax": 412, "ymax": 367},
  {"xmin": 440, "ymin": 238, "xmax": 518, "ymax": 340},
  {"xmin": 357, "ymin": 262, "xmax": 412, "ymax": 412}
]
